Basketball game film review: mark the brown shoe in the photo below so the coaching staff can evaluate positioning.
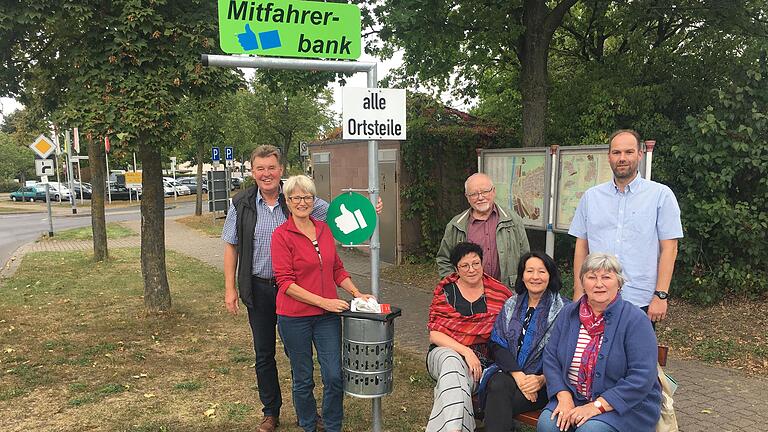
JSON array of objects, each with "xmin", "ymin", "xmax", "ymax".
[
  {"xmin": 257, "ymin": 415, "xmax": 279, "ymax": 432},
  {"xmin": 295, "ymin": 414, "xmax": 324, "ymax": 431}
]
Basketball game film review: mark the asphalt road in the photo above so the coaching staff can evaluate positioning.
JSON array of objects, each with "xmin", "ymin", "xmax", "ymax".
[{"xmin": 0, "ymin": 201, "xmax": 197, "ymax": 270}]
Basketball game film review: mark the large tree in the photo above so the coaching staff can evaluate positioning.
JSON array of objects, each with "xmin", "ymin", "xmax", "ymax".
[
  {"xmin": 365, "ymin": 0, "xmax": 578, "ymax": 147},
  {"xmin": 4, "ymin": 0, "xmax": 240, "ymax": 312}
]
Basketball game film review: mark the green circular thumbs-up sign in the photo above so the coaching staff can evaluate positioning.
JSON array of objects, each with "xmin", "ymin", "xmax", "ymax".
[{"xmin": 327, "ymin": 192, "xmax": 377, "ymax": 245}]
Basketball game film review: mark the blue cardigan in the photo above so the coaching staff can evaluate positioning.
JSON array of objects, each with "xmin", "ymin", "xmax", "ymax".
[{"xmin": 542, "ymin": 296, "xmax": 661, "ymax": 432}]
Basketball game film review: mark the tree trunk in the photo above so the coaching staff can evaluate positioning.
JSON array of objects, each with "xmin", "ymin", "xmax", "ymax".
[
  {"xmin": 139, "ymin": 140, "xmax": 171, "ymax": 312},
  {"xmin": 520, "ymin": 3, "xmax": 550, "ymax": 148},
  {"xmin": 87, "ymin": 134, "xmax": 108, "ymax": 261},
  {"xmin": 195, "ymin": 141, "xmax": 204, "ymax": 216},
  {"xmin": 519, "ymin": 0, "xmax": 579, "ymax": 148}
]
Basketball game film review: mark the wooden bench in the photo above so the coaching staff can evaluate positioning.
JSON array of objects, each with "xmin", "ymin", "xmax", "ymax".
[{"xmin": 512, "ymin": 345, "xmax": 669, "ymax": 426}]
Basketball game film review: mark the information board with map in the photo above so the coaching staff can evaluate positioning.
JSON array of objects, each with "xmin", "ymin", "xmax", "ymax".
[
  {"xmin": 554, "ymin": 147, "xmax": 614, "ymax": 231},
  {"xmin": 481, "ymin": 150, "xmax": 549, "ymax": 229}
]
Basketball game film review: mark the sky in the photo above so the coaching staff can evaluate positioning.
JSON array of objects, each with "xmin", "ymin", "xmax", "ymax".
[{"xmin": 0, "ymin": 97, "xmax": 23, "ymax": 124}]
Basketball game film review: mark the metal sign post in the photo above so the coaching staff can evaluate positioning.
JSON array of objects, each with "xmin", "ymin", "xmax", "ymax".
[
  {"xmin": 171, "ymin": 156, "xmax": 178, "ymax": 200},
  {"xmin": 65, "ymin": 130, "xmax": 78, "ymax": 214},
  {"xmin": 45, "ymin": 183, "xmax": 53, "ymax": 237},
  {"xmin": 203, "ymin": 53, "xmax": 384, "ymax": 432}
]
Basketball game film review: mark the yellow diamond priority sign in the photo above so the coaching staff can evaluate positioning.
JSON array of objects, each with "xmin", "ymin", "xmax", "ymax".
[{"xmin": 29, "ymin": 135, "xmax": 56, "ymax": 159}]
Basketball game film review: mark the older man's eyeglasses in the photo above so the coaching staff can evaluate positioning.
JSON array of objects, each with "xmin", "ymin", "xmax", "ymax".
[
  {"xmin": 465, "ymin": 187, "xmax": 495, "ymax": 200},
  {"xmin": 457, "ymin": 261, "xmax": 483, "ymax": 272},
  {"xmin": 288, "ymin": 195, "xmax": 315, "ymax": 204}
]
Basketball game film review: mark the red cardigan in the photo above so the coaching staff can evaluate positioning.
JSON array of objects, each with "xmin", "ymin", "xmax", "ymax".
[{"xmin": 271, "ymin": 216, "xmax": 351, "ymax": 317}]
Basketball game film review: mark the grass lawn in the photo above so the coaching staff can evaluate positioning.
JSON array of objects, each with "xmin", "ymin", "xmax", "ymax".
[
  {"xmin": 0, "ymin": 249, "xmax": 437, "ymax": 431},
  {"xmin": 176, "ymin": 215, "xmax": 226, "ymax": 238},
  {"xmin": 46, "ymin": 222, "xmax": 136, "ymax": 241}
]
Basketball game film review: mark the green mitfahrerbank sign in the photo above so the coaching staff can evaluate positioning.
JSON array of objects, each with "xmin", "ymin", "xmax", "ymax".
[{"xmin": 218, "ymin": 0, "xmax": 361, "ymax": 59}]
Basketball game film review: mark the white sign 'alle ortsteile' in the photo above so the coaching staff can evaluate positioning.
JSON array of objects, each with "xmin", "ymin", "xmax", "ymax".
[{"xmin": 342, "ymin": 87, "xmax": 406, "ymax": 140}]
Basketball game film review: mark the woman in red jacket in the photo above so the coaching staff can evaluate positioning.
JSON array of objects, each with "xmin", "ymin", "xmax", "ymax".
[{"xmin": 271, "ymin": 175, "xmax": 374, "ymax": 432}]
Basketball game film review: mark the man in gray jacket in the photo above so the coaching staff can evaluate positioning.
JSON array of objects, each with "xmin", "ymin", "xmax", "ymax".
[{"xmin": 436, "ymin": 173, "xmax": 530, "ymax": 288}]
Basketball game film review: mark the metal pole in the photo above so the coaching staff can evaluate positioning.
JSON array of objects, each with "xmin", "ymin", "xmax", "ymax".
[
  {"xmin": 133, "ymin": 152, "xmax": 138, "ymax": 172},
  {"xmin": 54, "ymin": 154, "xmax": 62, "ymax": 203},
  {"xmin": 45, "ymin": 184, "xmax": 54, "ymax": 237},
  {"xmin": 644, "ymin": 140, "xmax": 655, "ymax": 180},
  {"xmin": 202, "ymin": 54, "xmax": 376, "ymax": 73},
  {"xmin": 366, "ymin": 64, "xmax": 384, "ymax": 432},
  {"xmin": 65, "ymin": 130, "xmax": 77, "ymax": 214},
  {"xmin": 545, "ymin": 145, "xmax": 559, "ymax": 257},
  {"xmin": 77, "ymin": 160, "xmax": 84, "ymax": 204},
  {"xmin": 106, "ymin": 150, "xmax": 112, "ymax": 203},
  {"xmin": 172, "ymin": 160, "xmax": 178, "ymax": 201}
]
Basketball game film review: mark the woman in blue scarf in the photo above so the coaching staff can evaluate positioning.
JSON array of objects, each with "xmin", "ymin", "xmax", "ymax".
[{"xmin": 481, "ymin": 252, "xmax": 568, "ymax": 432}]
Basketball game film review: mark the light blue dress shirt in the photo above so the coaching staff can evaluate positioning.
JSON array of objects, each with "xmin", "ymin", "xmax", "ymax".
[{"xmin": 569, "ymin": 174, "xmax": 683, "ymax": 307}]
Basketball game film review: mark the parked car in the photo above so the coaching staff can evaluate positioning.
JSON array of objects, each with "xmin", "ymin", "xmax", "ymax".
[
  {"xmin": 177, "ymin": 177, "xmax": 207, "ymax": 194},
  {"xmin": 108, "ymin": 185, "xmax": 141, "ymax": 201},
  {"xmin": 162, "ymin": 179, "xmax": 191, "ymax": 196},
  {"xmin": 35, "ymin": 182, "xmax": 71, "ymax": 201},
  {"xmin": 230, "ymin": 177, "xmax": 243, "ymax": 189},
  {"xmin": 71, "ymin": 182, "xmax": 92, "ymax": 199},
  {"xmin": 10, "ymin": 186, "xmax": 46, "ymax": 202}
]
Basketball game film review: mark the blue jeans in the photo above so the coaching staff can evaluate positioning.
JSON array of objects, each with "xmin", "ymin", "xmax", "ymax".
[
  {"xmin": 537, "ymin": 409, "xmax": 618, "ymax": 432},
  {"xmin": 278, "ymin": 314, "xmax": 343, "ymax": 432}
]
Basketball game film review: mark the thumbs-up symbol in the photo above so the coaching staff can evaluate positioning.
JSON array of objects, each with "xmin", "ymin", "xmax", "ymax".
[
  {"xmin": 334, "ymin": 204, "xmax": 368, "ymax": 235},
  {"xmin": 237, "ymin": 24, "xmax": 258, "ymax": 50}
]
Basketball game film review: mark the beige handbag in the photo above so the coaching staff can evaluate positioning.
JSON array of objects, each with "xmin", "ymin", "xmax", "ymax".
[{"xmin": 656, "ymin": 364, "xmax": 679, "ymax": 432}]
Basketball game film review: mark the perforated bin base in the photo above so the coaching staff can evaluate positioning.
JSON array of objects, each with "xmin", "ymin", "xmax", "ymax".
[{"xmin": 343, "ymin": 369, "xmax": 393, "ymax": 398}]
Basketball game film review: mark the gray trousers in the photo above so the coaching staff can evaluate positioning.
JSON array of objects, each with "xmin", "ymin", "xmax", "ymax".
[{"xmin": 426, "ymin": 347, "xmax": 478, "ymax": 432}]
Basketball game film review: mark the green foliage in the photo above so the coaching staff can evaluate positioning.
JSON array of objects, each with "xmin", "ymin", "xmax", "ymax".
[
  {"xmin": 401, "ymin": 94, "xmax": 517, "ymax": 255},
  {"xmin": 0, "ymin": 179, "xmax": 22, "ymax": 192},
  {"xmin": 667, "ymin": 61, "xmax": 768, "ymax": 304},
  {"xmin": 0, "ymin": 133, "xmax": 34, "ymax": 181},
  {"xmin": 218, "ymin": 76, "xmax": 335, "ymax": 170}
]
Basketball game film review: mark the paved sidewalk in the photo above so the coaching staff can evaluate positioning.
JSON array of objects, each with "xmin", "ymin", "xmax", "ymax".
[{"xmin": 10, "ymin": 217, "xmax": 768, "ymax": 431}]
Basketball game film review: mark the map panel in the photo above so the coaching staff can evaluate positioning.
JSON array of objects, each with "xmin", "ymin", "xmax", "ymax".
[
  {"xmin": 484, "ymin": 153, "xmax": 547, "ymax": 229},
  {"xmin": 556, "ymin": 151, "xmax": 614, "ymax": 231}
]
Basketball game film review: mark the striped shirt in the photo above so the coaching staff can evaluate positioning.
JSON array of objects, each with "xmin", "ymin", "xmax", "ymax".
[
  {"xmin": 221, "ymin": 188, "xmax": 328, "ymax": 278},
  {"xmin": 568, "ymin": 324, "xmax": 602, "ymax": 397}
]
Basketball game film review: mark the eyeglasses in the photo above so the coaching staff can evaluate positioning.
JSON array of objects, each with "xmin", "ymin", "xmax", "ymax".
[
  {"xmin": 288, "ymin": 195, "xmax": 315, "ymax": 204},
  {"xmin": 457, "ymin": 261, "xmax": 483, "ymax": 272},
  {"xmin": 465, "ymin": 186, "xmax": 495, "ymax": 200}
]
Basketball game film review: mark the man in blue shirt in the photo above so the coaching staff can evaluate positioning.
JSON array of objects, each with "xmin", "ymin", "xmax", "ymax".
[{"xmin": 569, "ymin": 130, "xmax": 683, "ymax": 324}]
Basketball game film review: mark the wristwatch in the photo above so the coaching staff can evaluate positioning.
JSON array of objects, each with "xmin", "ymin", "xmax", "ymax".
[
  {"xmin": 653, "ymin": 290, "xmax": 669, "ymax": 300},
  {"xmin": 593, "ymin": 400, "xmax": 606, "ymax": 414}
]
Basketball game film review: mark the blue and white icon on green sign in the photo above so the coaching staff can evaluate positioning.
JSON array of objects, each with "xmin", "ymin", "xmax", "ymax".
[{"xmin": 327, "ymin": 192, "xmax": 377, "ymax": 245}]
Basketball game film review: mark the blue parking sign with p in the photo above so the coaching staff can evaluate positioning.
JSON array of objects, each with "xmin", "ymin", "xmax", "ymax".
[
  {"xmin": 212, "ymin": 147, "xmax": 220, "ymax": 162},
  {"xmin": 225, "ymin": 147, "xmax": 234, "ymax": 161}
]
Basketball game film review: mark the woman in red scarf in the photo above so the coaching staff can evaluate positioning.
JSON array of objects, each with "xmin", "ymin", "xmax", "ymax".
[
  {"xmin": 426, "ymin": 242, "xmax": 512, "ymax": 432},
  {"xmin": 538, "ymin": 253, "xmax": 660, "ymax": 432}
]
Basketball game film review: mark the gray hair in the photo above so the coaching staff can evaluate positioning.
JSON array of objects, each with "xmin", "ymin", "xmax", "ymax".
[
  {"xmin": 283, "ymin": 175, "xmax": 316, "ymax": 197},
  {"xmin": 464, "ymin": 173, "xmax": 494, "ymax": 193},
  {"xmin": 579, "ymin": 253, "xmax": 626, "ymax": 287}
]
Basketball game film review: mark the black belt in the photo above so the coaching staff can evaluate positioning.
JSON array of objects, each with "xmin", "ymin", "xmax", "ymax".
[{"xmin": 252, "ymin": 276, "xmax": 276, "ymax": 285}]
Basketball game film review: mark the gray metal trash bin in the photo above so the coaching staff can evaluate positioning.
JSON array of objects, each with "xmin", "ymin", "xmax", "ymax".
[{"xmin": 339, "ymin": 307, "xmax": 402, "ymax": 398}]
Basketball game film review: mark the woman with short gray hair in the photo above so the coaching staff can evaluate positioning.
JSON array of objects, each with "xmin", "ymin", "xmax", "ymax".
[
  {"xmin": 272, "ymin": 175, "xmax": 375, "ymax": 432},
  {"xmin": 537, "ymin": 253, "xmax": 660, "ymax": 432}
]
